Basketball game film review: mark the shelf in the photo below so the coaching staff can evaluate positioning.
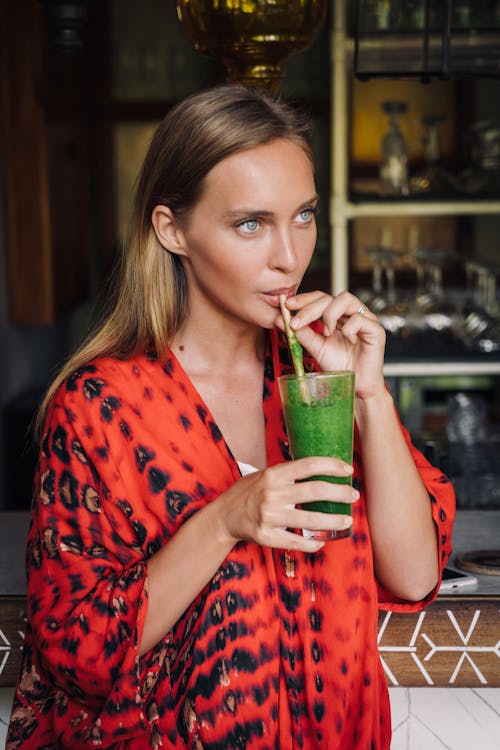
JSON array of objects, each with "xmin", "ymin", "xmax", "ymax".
[
  {"xmin": 345, "ymin": 30, "xmax": 500, "ymax": 78},
  {"xmin": 344, "ymin": 199, "xmax": 500, "ymax": 219},
  {"xmin": 383, "ymin": 332, "xmax": 500, "ymax": 377},
  {"xmin": 384, "ymin": 360, "xmax": 500, "ymax": 377},
  {"xmin": 344, "ymin": 31, "xmax": 500, "ymax": 54}
]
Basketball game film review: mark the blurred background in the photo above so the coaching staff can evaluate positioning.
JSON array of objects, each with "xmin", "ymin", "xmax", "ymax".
[{"xmin": 1, "ymin": 0, "xmax": 500, "ymax": 513}]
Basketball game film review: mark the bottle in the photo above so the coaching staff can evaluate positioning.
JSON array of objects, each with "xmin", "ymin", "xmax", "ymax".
[
  {"xmin": 376, "ymin": 0, "xmax": 391, "ymax": 30},
  {"xmin": 379, "ymin": 100, "xmax": 409, "ymax": 196}
]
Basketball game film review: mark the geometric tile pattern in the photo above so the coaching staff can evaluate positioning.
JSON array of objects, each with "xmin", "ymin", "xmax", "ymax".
[
  {"xmin": 378, "ymin": 600, "xmax": 500, "ymax": 687},
  {"xmin": 0, "ymin": 599, "xmax": 26, "ymax": 688}
]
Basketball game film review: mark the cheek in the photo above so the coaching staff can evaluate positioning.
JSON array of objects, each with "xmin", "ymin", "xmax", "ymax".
[
  {"xmin": 300, "ymin": 231, "xmax": 317, "ymax": 265},
  {"xmin": 193, "ymin": 246, "xmax": 253, "ymax": 285}
]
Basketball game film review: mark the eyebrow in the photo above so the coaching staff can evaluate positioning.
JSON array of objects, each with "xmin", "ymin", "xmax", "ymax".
[{"xmin": 222, "ymin": 194, "xmax": 320, "ymax": 219}]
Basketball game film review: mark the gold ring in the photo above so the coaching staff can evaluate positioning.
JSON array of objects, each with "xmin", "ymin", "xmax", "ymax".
[{"xmin": 358, "ymin": 304, "xmax": 367, "ymax": 316}]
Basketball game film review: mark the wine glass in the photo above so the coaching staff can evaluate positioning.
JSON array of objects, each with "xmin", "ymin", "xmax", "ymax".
[
  {"xmin": 361, "ymin": 246, "xmax": 410, "ymax": 336},
  {"xmin": 410, "ymin": 115, "xmax": 460, "ymax": 195},
  {"xmin": 379, "ymin": 101, "xmax": 409, "ymax": 196},
  {"xmin": 360, "ymin": 246, "xmax": 386, "ymax": 311},
  {"xmin": 376, "ymin": 248, "xmax": 411, "ymax": 335},
  {"xmin": 405, "ymin": 247, "xmax": 460, "ymax": 335}
]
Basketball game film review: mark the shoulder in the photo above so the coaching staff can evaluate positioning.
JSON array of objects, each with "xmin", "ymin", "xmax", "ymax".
[
  {"xmin": 55, "ymin": 354, "xmax": 164, "ymax": 401},
  {"xmin": 46, "ymin": 354, "xmax": 165, "ymax": 431}
]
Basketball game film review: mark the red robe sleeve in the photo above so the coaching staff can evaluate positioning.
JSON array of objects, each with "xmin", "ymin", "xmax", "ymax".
[{"xmin": 20, "ymin": 382, "xmax": 152, "ymax": 746}]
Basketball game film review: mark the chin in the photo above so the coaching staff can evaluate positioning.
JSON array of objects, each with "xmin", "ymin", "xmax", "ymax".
[{"xmin": 259, "ymin": 309, "xmax": 280, "ymax": 330}]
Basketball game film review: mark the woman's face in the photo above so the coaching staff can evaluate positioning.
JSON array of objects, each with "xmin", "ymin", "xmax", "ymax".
[{"xmin": 175, "ymin": 138, "xmax": 318, "ymax": 330}]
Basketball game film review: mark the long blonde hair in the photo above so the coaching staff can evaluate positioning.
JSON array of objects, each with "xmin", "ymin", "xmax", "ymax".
[{"xmin": 37, "ymin": 84, "xmax": 313, "ymax": 433}]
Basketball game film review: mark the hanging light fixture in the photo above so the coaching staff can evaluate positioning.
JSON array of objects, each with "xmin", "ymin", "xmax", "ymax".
[
  {"xmin": 176, "ymin": 0, "xmax": 328, "ymax": 92},
  {"xmin": 353, "ymin": 0, "xmax": 500, "ymax": 81}
]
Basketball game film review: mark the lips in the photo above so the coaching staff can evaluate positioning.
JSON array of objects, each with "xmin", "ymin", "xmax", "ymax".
[
  {"xmin": 262, "ymin": 287, "xmax": 296, "ymax": 308},
  {"xmin": 266, "ymin": 287, "xmax": 295, "ymax": 297}
]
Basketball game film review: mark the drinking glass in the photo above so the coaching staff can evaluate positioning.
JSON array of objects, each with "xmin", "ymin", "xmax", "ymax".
[{"xmin": 278, "ymin": 371, "xmax": 355, "ymax": 541}]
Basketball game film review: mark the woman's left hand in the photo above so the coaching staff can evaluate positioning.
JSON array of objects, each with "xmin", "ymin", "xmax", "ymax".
[{"xmin": 280, "ymin": 290, "xmax": 386, "ymax": 400}]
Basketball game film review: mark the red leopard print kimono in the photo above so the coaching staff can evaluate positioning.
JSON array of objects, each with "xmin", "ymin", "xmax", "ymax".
[{"xmin": 7, "ymin": 328, "xmax": 455, "ymax": 749}]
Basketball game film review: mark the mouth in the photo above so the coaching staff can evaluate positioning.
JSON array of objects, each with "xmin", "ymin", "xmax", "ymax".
[{"xmin": 262, "ymin": 287, "xmax": 296, "ymax": 308}]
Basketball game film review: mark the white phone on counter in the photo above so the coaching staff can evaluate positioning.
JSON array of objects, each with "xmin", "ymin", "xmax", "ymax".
[{"xmin": 439, "ymin": 566, "xmax": 478, "ymax": 592}]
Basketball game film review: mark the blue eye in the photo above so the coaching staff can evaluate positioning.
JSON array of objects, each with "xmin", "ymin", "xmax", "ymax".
[
  {"xmin": 238, "ymin": 218, "xmax": 260, "ymax": 233},
  {"xmin": 297, "ymin": 208, "xmax": 316, "ymax": 223}
]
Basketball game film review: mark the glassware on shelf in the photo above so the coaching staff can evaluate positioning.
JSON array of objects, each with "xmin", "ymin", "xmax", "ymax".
[
  {"xmin": 362, "ymin": 241, "xmax": 500, "ymax": 355},
  {"xmin": 457, "ymin": 260, "xmax": 500, "ymax": 353},
  {"xmin": 410, "ymin": 115, "xmax": 461, "ymax": 195},
  {"xmin": 376, "ymin": 249, "xmax": 411, "ymax": 334},
  {"xmin": 361, "ymin": 246, "xmax": 386, "ymax": 310},
  {"xmin": 447, "ymin": 392, "xmax": 488, "ymax": 445},
  {"xmin": 376, "ymin": 0, "xmax": 391, "ymax": 30},
  {"xmin": 362, "ymin": 245, "xmax": 409, "ymax": 334},
  {"xmin": 405, "ymin": 247, "xmax": 459, "ymax": 334},
  {"xmin": 379, "ymin": 100, "xmax": 409, "ymax": 196},
  {"xmin": 460, "ymin": 120, "xmax": 500, "ymax": 195},
  {"xmin": 452, "ymin": 1, "xmax": 472, "ymax": 27}
]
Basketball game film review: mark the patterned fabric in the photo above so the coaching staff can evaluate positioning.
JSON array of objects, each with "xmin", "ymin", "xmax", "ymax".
[{"xmin": 7, "ymin": 329, "xmax": 455, "ymax": 749}]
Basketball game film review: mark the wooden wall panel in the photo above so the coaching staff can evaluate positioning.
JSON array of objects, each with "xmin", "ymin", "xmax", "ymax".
[{"xmin": 0, "ymin": 0, "xmax": 91, "ymax": 325}]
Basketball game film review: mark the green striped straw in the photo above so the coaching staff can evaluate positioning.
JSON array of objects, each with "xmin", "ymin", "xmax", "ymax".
[{"xmin": 280, "ymin": 294, "xmax": 306, "ymax": 379}]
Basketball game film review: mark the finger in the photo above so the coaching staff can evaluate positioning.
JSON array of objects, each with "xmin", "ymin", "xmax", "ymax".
[
  {"xmin": 286, "ymin": 290, "xmax": 358, "ymax": 320},
  {"xmin": 269, "ymin": 527, "xmax": 326, "ymax": 553},
  {"xmin": 337, "ymin": 312, "xmax": 386, "ymax": 347},
  {"xmin": 287, "ymin": 292, "xmax": 333, "ymax": 331},
  {"xmin": 287, "ymin": 291, "xmax": 378, "ymax": 341},
  {"xmin": 329, "ymin": 291, "xmax": 378, "ymax": 320},
  {"xmin": 268, "ymin": 457, "xmax": 353, "ymax": 484},
  {"xmin": 285, "ymin": 290, "xmax": 327, "ymax": 310},
  {"xmin": 286, "ymin": 480, "xmax": 359, "ymax": 506},
  {"xmin": 288, "ymin": 290, "xmax": 378, "ymax": 322},
  {"xmin": 292, "ymin": 508, "xmax": 353, "ymax": 532},
  {"xmin": 323, "ymin": 295, "xmax": 379, "ymax": 336},
  {"xmin": 253, "ymin": 482, "xmax": 356, "ymax": 536}
]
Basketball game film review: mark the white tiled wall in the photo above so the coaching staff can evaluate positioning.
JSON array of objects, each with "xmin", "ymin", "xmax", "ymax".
[
  {"xmin": 1, "ymin": 686, "xmax": 499, "ymax": 749},
  {"xmin": 0, "ymin": 689, "xmax": 14, "ymax": 750}
]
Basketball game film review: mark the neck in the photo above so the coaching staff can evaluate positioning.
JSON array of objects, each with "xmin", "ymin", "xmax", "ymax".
[{"xmin": 171, "ymin": 311, "xmax": 266, "ymax": 377}]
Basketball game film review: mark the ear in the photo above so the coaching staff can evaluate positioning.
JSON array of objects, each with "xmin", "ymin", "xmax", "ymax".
[{"xmin": 151, "ymin": 205, "xmax": 188, "ymax": 257}]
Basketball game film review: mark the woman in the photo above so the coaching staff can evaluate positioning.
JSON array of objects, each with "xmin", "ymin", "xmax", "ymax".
[{"xmin": 8, "ymin": 84, "xmax": 455, "ymax": 750}]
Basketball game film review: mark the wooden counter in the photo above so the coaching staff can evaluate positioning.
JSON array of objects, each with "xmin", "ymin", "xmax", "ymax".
[
  {"xmin": 1, "ymin": 511, "xmax": 499, "ymax": 688},
  {"xmin": 377, "ymin": 509, "xmax": 500, "ymax": 687},
  {"xmin": 0, "ymin": 511, "xmax": 30, "ymax": 687}
]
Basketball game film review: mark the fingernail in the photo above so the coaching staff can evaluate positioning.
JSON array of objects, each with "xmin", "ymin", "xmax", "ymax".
[
  {"xmin": 343, "ymin": 464, "xmax": 353, "ymax": 474},
  {"xmin": 290, "ymin": 317, "xmax": 300, "ymax": 329},
  {"xmin": 343, "ymin": 516, "xmax": 353, "ymax": 528},
  {"xmin": 351, "ymin": 489, "xmax": 360, "ymax": 499}
]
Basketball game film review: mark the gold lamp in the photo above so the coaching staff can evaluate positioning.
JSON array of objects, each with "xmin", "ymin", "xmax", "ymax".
[{"xmin": 176, "ymin": 0, "xmax": 328, "ymax": 92}]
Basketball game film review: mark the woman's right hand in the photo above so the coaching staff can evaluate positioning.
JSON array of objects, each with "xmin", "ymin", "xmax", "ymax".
[{"xmin": 217, "ymin": 457, "xmax": 359, "ymax": 553}]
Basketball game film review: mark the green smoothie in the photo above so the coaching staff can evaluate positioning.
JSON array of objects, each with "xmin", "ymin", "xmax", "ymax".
[{"xmin": 278, "ymin": 371, "xmax": 355, "ymax": 533}]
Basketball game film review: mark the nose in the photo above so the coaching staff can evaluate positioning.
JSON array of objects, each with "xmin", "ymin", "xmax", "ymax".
[{"xmin": 269, "ymin": 227, "xmax": 299, "ymax": 273}]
